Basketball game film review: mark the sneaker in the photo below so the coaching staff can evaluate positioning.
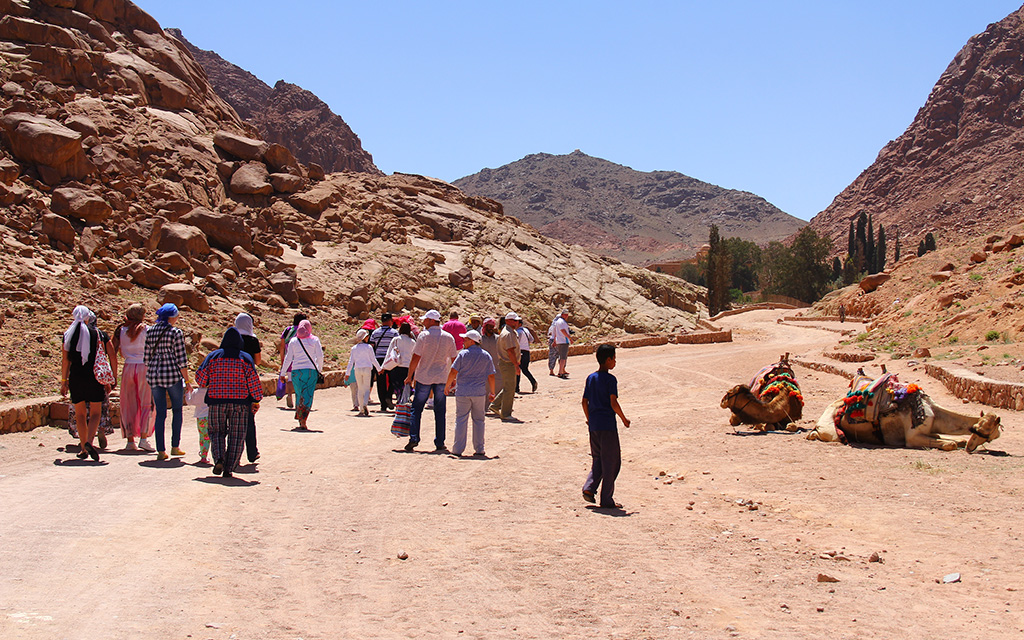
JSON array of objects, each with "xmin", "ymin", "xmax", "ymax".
[
  {"xmin": 222, "ymin": 471, "xmax": 233, "ymax": 479},
  {"xmin": 157, "ymin": 451, "xmax": 169, "ymax": 461},
  {"xmin": 434, "ymin": 445, "xmax": 448, "ymax": 453},
  {"xmin": 124, "ymin": 441, "xmax": 139, "ymax": 451},
  {"xmin": 170, "ymin": 447, "xmax": 186, "ymax": 457},
  {"xmin": 473, "ymin": 451, "xmax": 486, "ymax": 457},
  {"xmin": 213, "ymin": 462, "xmax": 223, "ymax": 476},
  {"xmin": 138, "ymin": 438, "xmax": 156, "ymax": 452},
  {"xmin": 581, "ymin": 490, "xmax": 596, "ymax": 504},
  {"xmin": 404, "ymin": 440, "xmax": 417, "ymax": 452},
  {"xmin": 199, "ymin": 457, "xmax": 209, "ymax": 465}
]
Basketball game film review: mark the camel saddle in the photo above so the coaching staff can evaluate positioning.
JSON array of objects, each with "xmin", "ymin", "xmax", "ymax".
[{"xmin": 749, "ymin": 361, "xmax": 797, "ymax": 399}]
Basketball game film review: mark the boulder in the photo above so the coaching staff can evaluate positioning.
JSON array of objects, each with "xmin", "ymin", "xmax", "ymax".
[
  {"xmin": 938, "ymin": 262, "xmax": 955, "ymax": 272},
  {"xmin": 270, "ymin": 172, "xmax": 304, "ymax": 193},
  {"xmin": 154, "ymin": 251, "xmax": 192, "ymax": 273},
  {"xmin": 232, "ymin": 246, "xmax": 261, "ymax": 271},
  {"xmin": 158, "ymin": 283, "xmax": 210, "ymax": 313},
  {"xmin": 50, "ymin": 187, "xmax": 112, "ymax": 224},
  {"xmin": 448, "ymin": 267, "xmax": 474, "ymax": 291},
  {"xmin": 263, "ymin": 143, "xmax": 299, "ymax": 174},
  {"xmin": 264, "ymin": 255, "xmax": 295, "ymax": 273},
  {"xmin": 289, "ymin": 186, "xmax": 335, "ymax": 215},
  {"xmin": 123, "ymin": 217, "xmax": 164, "ymax": 251},
  {"xmin": 158, "ymin": 222, "xmax": 209, "ymax": 258},
  {"xmin": 77, "ymin": 226, "xmax": 109, "ymax": 261},
  {"xmin": 125, "ymin": 260, "xmax": 178, "ymax": 289},
  {"xmin": 300, "ymin": 242, "xmax": 316, "ymax": 257},
  {"xmin": 63, "ymin": 115, "xmax": 99, "ymax": 138},
  {"xmin": 970, "ymin": 251, "xmax": 988, "ymax": 263},
  {"xmin": 230, "ymin": 162, "xmax": 273, "ymax": 196},
  {"xmin": 298, "ymin": 287, "xmax": 326, "ymax": 306},
  {"xmin": 0, "ymin": 113, "xmax": 91, "ymax": 179},
  {"xmin": 268, "ymin": 270, "xmax": 299, "ymax": 304},
  {"xmin": 204, "ymin": 273, "xmax": 231, "ymax": 296},
  {"xmin": 252, "ymin": 238, "xmax": 284, "ymax": 258},
  {"xmin": 307, "ymin": 163, "xmax": 325, "ymax": 181},
  {"xmin": 40, "ymin": 213, "xmax": 76, "ymax": 247},
  {"xmin": 0, "ymin": 157, "xmax": 19, "ymax": 185},
  {"xmin": 266, "ymin": 293, "xmax": 288, "ymax": 308},
  {"xmin": 1008, "ymin": 234, "xmax": 1023, "ymax": 248},
  {"xmin": 213, "ymin": 131, "xmax": 268, "ymax": 161},
  {"xmin": 180, "ymin": 207, "xmax": 252, "ymax": 252},
  {"xmin": 858, "ymin": 273, "xmax": 890, "ymax": 293},
  {"xmin": 347, "ymin": 296, "xmax": 368, "ymax": 316},
  {"xmin": 937, "ymin": 293, "xmax": 956, "ymax": 308},
  {"xmin": 929, "ymin": 271, "xmax": 952, "ymax": 282}
]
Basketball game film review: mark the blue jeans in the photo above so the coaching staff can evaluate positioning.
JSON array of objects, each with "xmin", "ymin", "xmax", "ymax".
[
  {"xmin": 152, "ymin": 382, "xmax": 184, "ymax": 453},
  {"xmin": 410, "ymin": 382, "xmax": 446, "ymax": 448}
]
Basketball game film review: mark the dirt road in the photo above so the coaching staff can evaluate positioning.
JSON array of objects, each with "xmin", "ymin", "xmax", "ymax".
[{"xmin": 1, "ymin": 310, "xmax": 1021, "ymax": 639}]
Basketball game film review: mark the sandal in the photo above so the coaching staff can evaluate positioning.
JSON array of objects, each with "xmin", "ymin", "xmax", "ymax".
[{"xmin": 557, "ymin": 373, "xmax": 569, "ymax": 379}]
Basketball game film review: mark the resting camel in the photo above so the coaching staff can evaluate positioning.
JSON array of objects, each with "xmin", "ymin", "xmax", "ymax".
[
  {"xmin": 721, "ymin": 384, "xmax": 803, "ymax": 432},
  {"xmin": 808, "ymin": 396, "xmax": 1001, "ymax": 451}
]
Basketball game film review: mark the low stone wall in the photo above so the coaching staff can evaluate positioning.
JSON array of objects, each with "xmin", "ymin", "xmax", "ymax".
[
  {"xmin": 777, "ymin": 320, "xmax": 857, "ymax": 336},
  {"xmin": 1, "ymin": 370, "xmax": 351, "ymax": 435},
  {"xmin": 675, "ymin": 330, "xmax": 732, "ymax": 344},
  {"xmin": 711, "ymin": 303, "xmax": 798, "ymax": 321},
  {"xmin": 782, "ymin": 316, "xmax": 867, "ymax": 323},
  {"xmin": 530, "ymin": 335, "xmax": 673, "ymax": 362},
  {"xmin": 925, "ymin": 363, "xmax": 1024, "ymax": 411},
  {"xmin": 792, "ymin": 359, "xmax": 855, "ymax": 381},
  {"xmin": 822, "ymin": 351, "xmax": 876, "ymax": 363}
]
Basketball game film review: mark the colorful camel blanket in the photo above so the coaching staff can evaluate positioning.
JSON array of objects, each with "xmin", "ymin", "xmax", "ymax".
[
  {"xmin": 834, "ymin": 373, "xmax": 924, "ymax": 432},
  {"xmin": 749, "ymin": 362, "xmax": 803, "ymax": 407}
]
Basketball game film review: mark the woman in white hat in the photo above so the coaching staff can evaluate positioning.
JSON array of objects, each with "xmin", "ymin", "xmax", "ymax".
[{"xmin": 344, "ymin": 328, "xmax": 382, "ymax": 416}]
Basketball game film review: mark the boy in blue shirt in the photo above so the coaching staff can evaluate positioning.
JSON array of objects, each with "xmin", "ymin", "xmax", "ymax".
[{"xmin": 581, "ymin": 343, "xmax": 630, "ymax": 508}]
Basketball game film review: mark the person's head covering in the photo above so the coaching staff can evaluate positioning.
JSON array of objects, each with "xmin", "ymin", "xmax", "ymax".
[
  {"xmin": 355, "ymin": 328, "xmax": 369, "ymax": 343},
  {"xmin": 461, "ymin": 329, "xmax": 482, "ymax": 345},
  {"xmin": 219, "ymin": 327, "xmax": 243, "ymax": 359},
  {"xmin": 361, "ymin": 318, "xmax": 378, "ymax": 331},
  {"xmin": 234, "ymin": 312, "xmax": 255, "ymax": 337},
  {"xmin": 296, "ymin": 319, "xmax": 313, "ymax": 339},
  {"xmin": 421, "ymin": 309, "xmax": 442, "ymax": 322},
  {"xmin": 468, "ymin": 313, "xmax": 482, "ymax": 323},
  {"xmin": 86, "ymin": 309, "xmax": 98, "ymax": 328},
  {"xmin": 560, "ymin": 309, "xmax": 569, "ymax": 317},
  {"xmin": 482, "ymin": 317, "xmax": 497, "ymax": 327},
  {"xmin": 504, "ymin": 312, "xmax": 520, "ymax": 322},
  {"xmin": 156, "ymin": 303, "xmax": 179, "ymax": 324},
  {"xmin": 63, "ymin": 305, "xmax": 93, "ymax": 364}
]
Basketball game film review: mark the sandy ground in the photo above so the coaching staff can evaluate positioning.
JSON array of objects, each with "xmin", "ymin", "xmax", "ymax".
[{"xmin": 1, "ymin": 309, "xmax": 1022, "ymax": 640}]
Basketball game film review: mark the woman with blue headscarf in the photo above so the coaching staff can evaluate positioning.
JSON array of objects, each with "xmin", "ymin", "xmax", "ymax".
[
  {"xmin": 143, "ymin": 303, "xmax": 192, "ymax": 461},
  {"xmin": 60, "ymin": 305, "xmax": 106, "ymax": 461},
  {"xmin": 196, "ymin": 327, "xmax": 263, "ymax": 478}
]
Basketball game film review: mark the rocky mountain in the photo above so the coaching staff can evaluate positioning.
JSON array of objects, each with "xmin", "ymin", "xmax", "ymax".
[
  {"xmin": 809, "ymin": 5, "xmax": 1024, "ymax": 257},
  {"xmin": 0, "ymin": 0, "xmax": 703, "ymax": 401},
  {"xmin": 454, "ymin": 151, "xmax": 805, "ymax": 265},
  {"xmin": 169, "ymin": 29, "xmax": 380, "ymax": 175}
]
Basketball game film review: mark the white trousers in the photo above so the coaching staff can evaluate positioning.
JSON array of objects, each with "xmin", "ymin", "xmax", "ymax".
[{"xmin": 354, "ymin": 368, "xmax": 373, "ymax": 410}]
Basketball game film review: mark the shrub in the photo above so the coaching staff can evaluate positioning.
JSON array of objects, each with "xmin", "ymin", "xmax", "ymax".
[
  {"xmin": 985, "ymin": 330, "xmax": 1000, "ymax": 341},
  {"xmin": 949, "ymin": 336, "xmax": 959, "ymax": 344}
]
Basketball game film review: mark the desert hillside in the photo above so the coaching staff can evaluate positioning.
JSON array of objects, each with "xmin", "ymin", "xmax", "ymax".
[
  {"xmin": 809, "ymin": 4, "xmax": 1024, "ymax": 258},
  {"xmin": 0, "ymin": 0, "xmax": 704, "ymax": 401},
  {"xmin": 170, "ymin": 29, "xmax": 381, "ymax": 176},
  {"xmin": 454, "ymin": 150, "xmax": 805, "ymax": 265}
]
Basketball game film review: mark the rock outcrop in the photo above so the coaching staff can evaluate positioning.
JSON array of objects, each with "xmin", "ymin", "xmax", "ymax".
[
  {"xmin": 809, "ymin": 5, "xmax": 1024, "ymax": 257},
  {"xmin": 170, "ymin": 30, "xmax": 380, "ymax": 175},
  {"xmin": 454, "ymin": 150, "xmax": 805, "ymax": 265}
]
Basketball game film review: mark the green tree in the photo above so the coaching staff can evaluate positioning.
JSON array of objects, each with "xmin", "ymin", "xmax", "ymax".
[
  {"xmin": 762, "ymin": 227, "xmax": 833, "ymax": 303},
  {"xmin": 925, "ymin": 232, "xmax": 936, "ymax": 252},
  {"xmin": 867, "ymin": 215, "xmax": 876, "ymax": 274},
  {"xmin": 705, "ymin": 225, "xmax": 731, "ymax": 315},
  {"xmin": 832, "ymin": 256, "xmax": 842, "ymax": 281},
  {"xmin": 722, "ymin": 237, "xmax": 761, "ymax": 292},
  {"xmin": 876, "ymin": 224, "xmax": 887, "ymax": 272},
  {"xmin": 847, "ymin": 221, "xmax": 855, "ymax": 259},
  {"xmin": 854, "ymin": 212, "xmax": 868, "ymax": 273}
]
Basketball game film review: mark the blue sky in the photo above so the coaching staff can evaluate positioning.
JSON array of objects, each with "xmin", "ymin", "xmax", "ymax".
[{"xmin": 134, "ymin": 1, "xmax": 1023, "ymax": 221}]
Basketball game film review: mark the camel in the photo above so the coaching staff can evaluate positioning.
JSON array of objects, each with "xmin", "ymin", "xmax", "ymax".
[
  {"xmin": 721, "ymin": 384, "xmax": 803, "ymax": 431},
  {"xmin": 808, "ymin": 396, "xmax": 1001, "ymax": 451}
]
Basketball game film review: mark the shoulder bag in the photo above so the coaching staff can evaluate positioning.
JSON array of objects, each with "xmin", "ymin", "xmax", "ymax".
[
  {"xmin": 297, "ymin": 338, "xmax": 325, "ymax": 385},
  {"xmin": 92, "ymin": 329, "xmax": 116, "ymax": 386}
]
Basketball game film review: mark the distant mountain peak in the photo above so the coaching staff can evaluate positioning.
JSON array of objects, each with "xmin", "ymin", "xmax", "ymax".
[{"xmin": 455, "ymin": 152, "xmax": 803, "ymax": 264}]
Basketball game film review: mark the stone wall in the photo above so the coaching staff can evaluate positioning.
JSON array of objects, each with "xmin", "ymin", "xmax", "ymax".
[
  {"xmin": 783, "ymin": 316, "xmax": 866, "ymax": 323},
  {"xmin": 675, "ymin": 330, "xmax": 732, "ymax": 344},
  {"xmin": 822, "ymin": 351, "xmax": 876, "ymax": 363},
  {"xmin": 925, "ymin": 363, "xmax": 1024, "ymax": 411},
  {"xmin": 792, "ymin": 359, "xmax": 856, "ymax": 381},
  {"xmin": 711, "ymin": 303, "xmax": 798, "ymax": 321}
]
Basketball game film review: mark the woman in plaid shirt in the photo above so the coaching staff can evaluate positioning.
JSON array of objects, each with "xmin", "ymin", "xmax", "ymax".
[
  {"xmin": 196, "ymin": 327, "xmax": 263, "ymax": 478},
  {"xmin": 144, "ymin": 303, "xmax": 192, "ymax": 461}
]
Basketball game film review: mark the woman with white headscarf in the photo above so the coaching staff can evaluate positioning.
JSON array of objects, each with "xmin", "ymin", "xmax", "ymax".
[
  {"xmin": 279, "ymin": 319, "xmax": 323, "ymax": 430},
  {"xmin": 234, "ymin": 312, "xmax": 262, "ymax": 462},
  {"xmin": 344, "ymin": 328, "xmax": 382, "ymax": 417},
  {"xmin": 60, "ymin": 305, "xmax": 106, "ymax": 462}
]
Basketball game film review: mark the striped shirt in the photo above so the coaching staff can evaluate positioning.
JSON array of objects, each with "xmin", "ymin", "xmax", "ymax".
[
  {"xmin": 144, "ymin": 322, "xmax": 188, "ymax": 388},
  {"xmin": 369, "ymin": 326, "xmax": 398, "ymax": 359}
]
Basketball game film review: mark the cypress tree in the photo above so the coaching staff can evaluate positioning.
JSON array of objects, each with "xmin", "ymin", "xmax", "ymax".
[
  {"xmin": 705, "ymin": 225, "xmax": 732, "ymax": 315},
  {"xmin": 855, "ymin": 213, "xmax": 868, "ymax": 273},
  {"xmin": 876, "ymin": 225, "xmax": 887, "ymax": 272},
  {"xmin": 867, "ymin": 215, "xmax": 876, "ymax": 274},
  {"xmin": 925, "ymin": 232, "xmax": 936, "ymax": 252},
  {"xmin": 847, "ymin": 221, "xmax": 855, "ymax": 259},
  {"xmin": 832, "ymin": 256, "xmax": 842, "ymax": 280}
]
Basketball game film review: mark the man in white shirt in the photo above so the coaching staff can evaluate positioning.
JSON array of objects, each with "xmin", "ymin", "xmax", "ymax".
[
  {"xmin": 404, "ymin": 310, "xmax": 457, "ymax": 452},
  {"xmin": 548, "ymin": 309, "xmax": 572, "ymax": 378}
]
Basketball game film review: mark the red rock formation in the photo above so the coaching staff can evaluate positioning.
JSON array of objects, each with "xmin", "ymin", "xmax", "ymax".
[
  {"xmin": 170, "ymin": 30, "xmax": 380, "ymax": 175},
  {"xmin": 810, "ymin": 6, "xmax": 1024, "ymax": 256}
]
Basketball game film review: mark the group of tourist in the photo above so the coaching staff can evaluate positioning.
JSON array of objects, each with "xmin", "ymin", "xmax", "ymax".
[{"xmin": 59, "ymin": 304, "xmax": 629, "ymax": 506}]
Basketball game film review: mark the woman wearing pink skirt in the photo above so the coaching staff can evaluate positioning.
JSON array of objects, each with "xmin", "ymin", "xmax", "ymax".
[{"xmin": 113, "ymin": 304, "xmax": 155, "ymax": 451}]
